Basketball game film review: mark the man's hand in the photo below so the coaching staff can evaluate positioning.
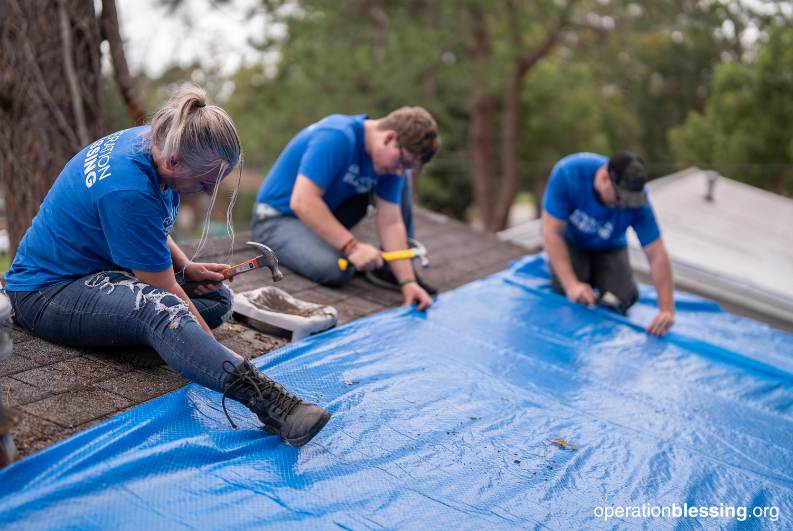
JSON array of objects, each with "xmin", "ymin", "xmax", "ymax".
[
  {"xmin": 565, "ymin": 281, "xmax": 596, "ymax": 306},
  {"xmin": 347, "ymin": 243, "xmax": 384, "ymax": 272},
  {"xmin": 643, "ymin": 238, "xmax": 675, "ymax": 337},
  {"xmin": 182, "ymin": 261, "xmax": 229, "ymax": 295},
  {"xmin": 647, "ymin": 310, "xmax": 675, "ymax": 336},
  {"xmin": 401, "ymin": 281, "xmax": 432, "ymax": 311}
]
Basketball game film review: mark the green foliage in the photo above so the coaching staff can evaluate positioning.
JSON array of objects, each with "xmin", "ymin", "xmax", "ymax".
[
  {"xmin": 223, "ymin": 0, "xmax": 475, "ymax": 218},
  {"xmin": 103, "ymin": 0, "xmax": 793, "ymax": 223},
  {"xmin": 520, "ymin": 61, "xmax": 640, "ymax": 193},
  {"xmin": 578, "ymin": 0, "xmax": 732, "ymax": 174},
  {"xmin": 670, "ymin": 26, "xmax": 793, "ymax": 195}
]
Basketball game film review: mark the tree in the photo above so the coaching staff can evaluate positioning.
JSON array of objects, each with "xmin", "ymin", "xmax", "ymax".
[
  {"xmin": 0, "ymin": 0, "xmax": 102, "ymax": 256},
  {"xmin": 669, "ymin": 25, "xmax": 793, "ymax": 195},
  {"xmin": 219, "ymin": 0, "xmax": 785, "ymax": 228},
  {"xmin": 224, "ymin": 0, "xmax": 616, "ymax": 228},
  {"xmin": 0, "ymin": 0, "xmax": 145, "ymax": 257},
  {"xmin": 467, "ymin": 0, "xmax": 588, "ymax": 230}
]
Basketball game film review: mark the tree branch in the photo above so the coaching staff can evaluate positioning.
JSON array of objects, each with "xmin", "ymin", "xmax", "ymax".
[
  {"xmin": 515, "ymin": 0, "xmax": 581, "ymax": 78},
  {"xmin": 101, "ymin": 0, "xmax": 147, "ymax": 124},
  {"xmin": 58, "ymin": 0, "xmax": 90, "ymax": 145},
  {"xmin": 494, "ymin": 0, "xmax": 582, "ymax": 230},
  {"xmin": 8, "ymin": 0, "xmax": 81, "ymax": 151}
]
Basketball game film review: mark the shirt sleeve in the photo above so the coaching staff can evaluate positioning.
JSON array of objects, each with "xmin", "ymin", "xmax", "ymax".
[
  {"xmin": 542, "ymin": 163, "xmax": 573, "ymax": 220},
  {"xmin": 631, "ymin": 201, "xmax": 661, "ymax": 247},
  {"xmin": 298, "ymin": 129, "xmax": 353, "ymax": 191},
  {"xmin": 95, "ymin": 190, "xmax": 173, "ymax": 272},
  {"xmin": 375, "ymin": 174, "xmax": 404, "ymax": 204}
]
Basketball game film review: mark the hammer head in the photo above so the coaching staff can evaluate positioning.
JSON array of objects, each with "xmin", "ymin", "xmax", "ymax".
[
  {"xmin": 246, "ymin": 241, "xmax": 284, "ymax": 282},
  {"xmin": 408, "ymin": 238, "xmax": 430, "ymax": 268}
]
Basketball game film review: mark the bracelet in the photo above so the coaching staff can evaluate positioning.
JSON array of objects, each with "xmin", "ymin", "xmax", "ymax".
[
  {"xmin": 399, "ymin": 278, "xmax": 417, "ymax": 287},
  {"xmin": 340, "ymin": 237, "xmax": 359, "ymax": 256}
]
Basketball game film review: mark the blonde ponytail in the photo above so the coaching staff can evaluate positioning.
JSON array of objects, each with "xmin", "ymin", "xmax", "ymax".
[
  {"xmin": 150, "ymin": 85, "xmax": 241, "ymax": 175},
  {"xmin": 150, "ymin": 86, "xmax": 244, "ymax": 263}
]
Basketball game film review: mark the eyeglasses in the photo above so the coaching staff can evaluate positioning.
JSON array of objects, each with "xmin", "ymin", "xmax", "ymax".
[{"xmin": 398, "ymin": 146, "xmax": 417, "ymax": 172}]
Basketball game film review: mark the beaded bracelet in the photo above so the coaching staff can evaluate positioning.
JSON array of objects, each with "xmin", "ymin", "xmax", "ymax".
[{"xmin": 340, "ymin": 237, "xmax": 358, "ymax": 256}]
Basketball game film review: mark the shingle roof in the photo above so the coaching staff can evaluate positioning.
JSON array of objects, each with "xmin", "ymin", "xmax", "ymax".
[{"xmin": 1, "ymin": 209, "xmax": 528, "ymax": 459}]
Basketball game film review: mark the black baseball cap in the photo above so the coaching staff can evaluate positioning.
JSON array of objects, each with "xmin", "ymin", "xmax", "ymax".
[{"xmin": 607, "ymin": 151, "xmax": 647, "ymax": 208}]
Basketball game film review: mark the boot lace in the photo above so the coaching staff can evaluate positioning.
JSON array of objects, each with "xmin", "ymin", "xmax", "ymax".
[{"xmin": 221, "ymin": 361, "xmax": 302, "ymax": 429}]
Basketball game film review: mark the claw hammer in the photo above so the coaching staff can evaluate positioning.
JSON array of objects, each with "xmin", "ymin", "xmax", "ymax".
[
  {"xmin": 337, "ymin": 239, "xmax": 429, "ymax": 272},
  {"xmin": 183, "ymin": 241, "xmax": 283, "ymax": 290}
]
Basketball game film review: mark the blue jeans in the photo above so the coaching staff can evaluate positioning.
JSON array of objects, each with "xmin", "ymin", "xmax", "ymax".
[
  {"xmin": 7, "ymin": 271, "xmax": 242, "ymax": 392},
  {"xmin": 252, "ymin": 176, "xmax": 415, "ymax": 286}
]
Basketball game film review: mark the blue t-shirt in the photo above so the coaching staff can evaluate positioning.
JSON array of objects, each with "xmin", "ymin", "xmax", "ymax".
[
  {"xmin": 542, "ymin": 152, "xmax": 660, "ymax": 251},
  {"xmin": 5, "ymin": 126, "xmax": 180, "ymax": 291},
  {"xmin": 256, "ymin": 114, "xmax": 404, "ymax": 214}
]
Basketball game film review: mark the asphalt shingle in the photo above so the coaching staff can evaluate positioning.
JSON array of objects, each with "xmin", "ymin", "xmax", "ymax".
[{"xmin": 2, "ymin": 208, "xmax": 529, "ymax": 459}]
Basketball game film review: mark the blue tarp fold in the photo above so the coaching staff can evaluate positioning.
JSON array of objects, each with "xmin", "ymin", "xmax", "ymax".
[{"xmin": 1, "ymin": 255, "xmax": 791, "ymax": 529}]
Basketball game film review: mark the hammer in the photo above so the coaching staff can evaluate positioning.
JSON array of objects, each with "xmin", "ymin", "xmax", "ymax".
[
  {"xmin": 183, "ymin": 241, "xmax": 283, "ymax": 291},
  {"xmin": 337, "ymin": 239, "xmax": 429, "ymax": 272}
]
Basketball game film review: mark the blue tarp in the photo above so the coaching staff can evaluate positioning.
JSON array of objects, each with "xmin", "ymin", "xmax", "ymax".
[{"xmin": 1, "ymin": 255, "xmax": 792, "ymax": 529}]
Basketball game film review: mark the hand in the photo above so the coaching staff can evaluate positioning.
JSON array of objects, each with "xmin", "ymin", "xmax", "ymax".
[
  {"xmin": 401, "ymin": 281, "xmax": 432, "ymax": 311},
  {"xmin": 347, "ymin": 242, "xmax": 383, "ymax": 272},
  {"xmin": 565, "ymin": 281, "xmax": 596, "ymax": 306},
  {"xmin": 182, "ymin": 261, "xmax": 229, "ymax": 295},
  {"xmin": 647, "ymin": 310, "xmax": 675, "ymax": 337}
]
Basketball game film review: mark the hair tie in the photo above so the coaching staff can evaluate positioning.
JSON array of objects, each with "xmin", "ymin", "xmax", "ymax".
[{"xmin": 195, "ymin": 100, "xmax": 206, "ymax": 108}]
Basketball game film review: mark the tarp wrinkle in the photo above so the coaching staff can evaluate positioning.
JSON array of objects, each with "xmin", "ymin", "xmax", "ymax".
[{"xmin": 1, "ymin": 255, "xmax": 791, "ymax": 529}]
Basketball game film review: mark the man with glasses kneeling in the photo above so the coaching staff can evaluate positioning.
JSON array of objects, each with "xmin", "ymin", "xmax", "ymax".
[
  {"xmin": 252, "ymin": 108, "xmax": 440, "ymax": 311},
  {"xmin": 541, "ymin": 151, "xmax": 675, "ymax": 336}
]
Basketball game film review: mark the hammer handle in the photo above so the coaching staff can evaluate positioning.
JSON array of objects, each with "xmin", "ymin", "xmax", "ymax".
[
  {"xmin": 381, "ymin": 249, "xmax": 416, "ymax": 261},
  {"xmin": 182, "ymin": 257, "xmax": 260, "ymax": 291},
  {"xmin": 221, "ymin": 257, "xmax": 260, "ymax": 280},
  {"xmin": 337, "ymin": 249, "xmax": 417, "ymax": 271}
]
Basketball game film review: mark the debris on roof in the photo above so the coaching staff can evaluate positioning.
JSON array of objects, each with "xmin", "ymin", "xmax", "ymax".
[{"xmin": 0, "ymin": 209, "xmax": 527, "ymax": 459}]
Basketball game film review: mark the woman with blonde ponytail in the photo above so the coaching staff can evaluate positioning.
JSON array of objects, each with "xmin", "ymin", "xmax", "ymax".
[{"xmin": 4, "ymin": 87, "xmax": 330, "ymax": 448}]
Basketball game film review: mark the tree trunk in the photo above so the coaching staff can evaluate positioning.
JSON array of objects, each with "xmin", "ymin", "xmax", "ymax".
[
  {"xmin": 469, "ymin": 94, "xmax": 498, "ymax": 229},
  {"xmin": 101, "ymin": 0, "xmax": 147, "ymax": 125},
  {"xmin": 494, "ymin": 70, "xmax": 522, "ymax": 231},
  {"xmin": 466, "ymin": 2, "xmax": 577, "ymax": 232},
  {"xmin": 467, "ymin": 5, "xmax": 498, "ymax": 230},
  {"xmin": 0, "ymin": 0, "xmax": 102, "ymax": 258}
]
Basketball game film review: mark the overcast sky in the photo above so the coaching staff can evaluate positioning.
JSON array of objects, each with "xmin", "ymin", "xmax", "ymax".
[
  {"xmin": 114, "ymin": 0, "xmax": 791, "ymax": 77},
  {"xmin": 115, "ymin": 0, "xmax": 276, "ymax": 76}
]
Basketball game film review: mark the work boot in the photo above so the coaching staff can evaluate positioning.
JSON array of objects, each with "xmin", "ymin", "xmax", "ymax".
[
  {"xmin": 222, "ymin": 360, "xmax": 331, "ymax": 447},
  {"xmin": 598, "ymin": 291, "xmax": 629, "ymax": 315},
  {"xmin": 365, "ymin": 266, "xmax": 438, "ymax": 296}
]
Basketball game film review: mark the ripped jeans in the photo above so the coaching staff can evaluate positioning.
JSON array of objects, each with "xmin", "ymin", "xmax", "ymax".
[{"xmin": 6, "ymin": 271, "xmax": 243, "ymax": 392}]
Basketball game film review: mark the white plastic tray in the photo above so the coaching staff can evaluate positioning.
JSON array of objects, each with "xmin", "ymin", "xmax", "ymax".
[{"xmin": 233, "ymin": 286, "xmax": 337, "ymax": 341}]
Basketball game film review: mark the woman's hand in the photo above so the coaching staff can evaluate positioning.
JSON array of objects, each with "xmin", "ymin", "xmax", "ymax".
[{"xmin": 182, "ymin": 261, "xmax": 230, "ymax": 295}]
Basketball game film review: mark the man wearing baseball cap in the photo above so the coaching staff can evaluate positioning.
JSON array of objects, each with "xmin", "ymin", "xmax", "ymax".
[{"xmin": 541, "ymin": 151, "xmax": 675, "ymax": 336}]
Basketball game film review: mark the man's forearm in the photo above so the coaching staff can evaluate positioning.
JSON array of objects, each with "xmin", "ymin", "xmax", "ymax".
[
  {"xmin": 648, "ymin": 251, "xmax": 674, "ymax": 312},
  {"xmin": 293, "ymin": 195, "xmax": 353, "ymax": 251},
  {"xmin": 544, "ymin": 232, "xmax": 578, "ymax": 291},
  {"xmin": 377, "ymin": 219, "xmax": 412, "ymax": 283}
]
